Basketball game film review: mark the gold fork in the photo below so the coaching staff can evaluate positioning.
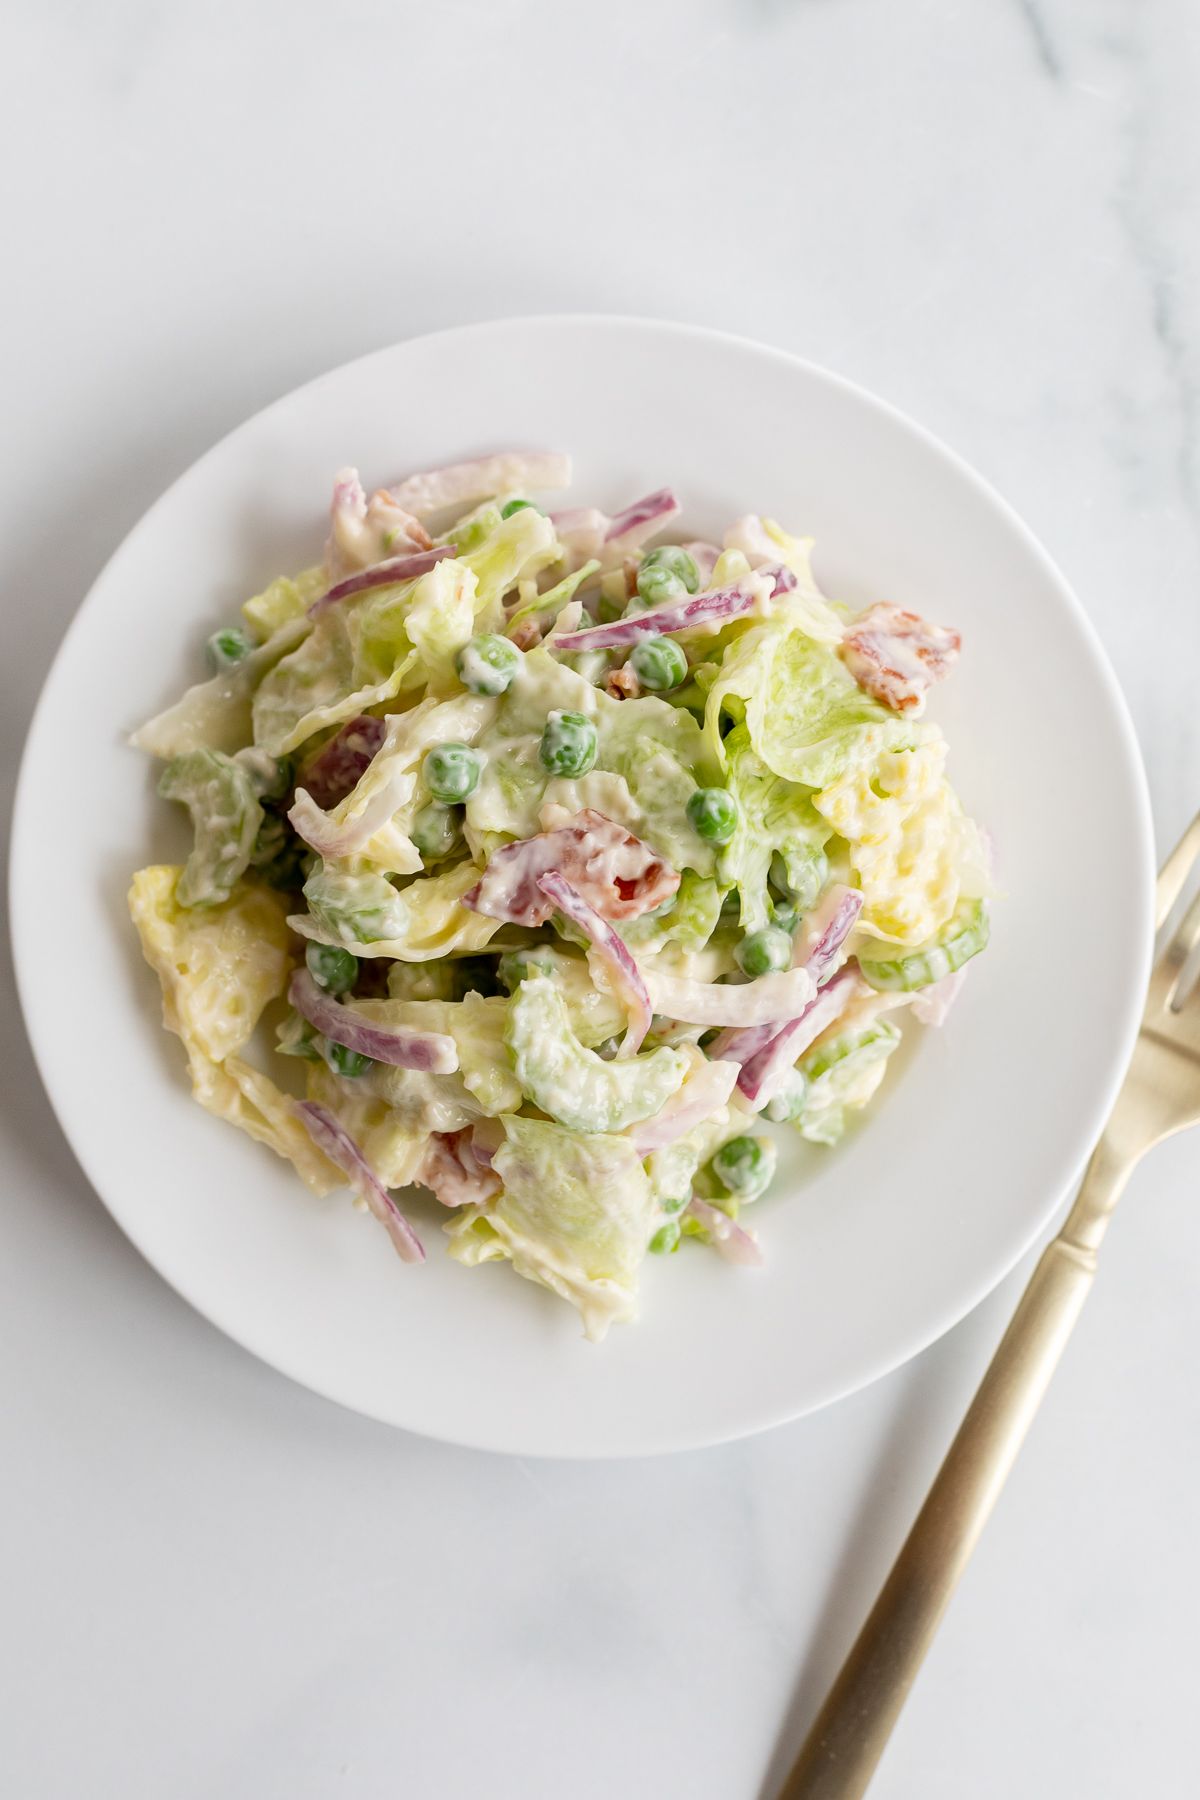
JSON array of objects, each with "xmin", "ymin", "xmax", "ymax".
[{"xmin": 779, "ymin": 811, "xmax": 1200, "ymax": 1800}]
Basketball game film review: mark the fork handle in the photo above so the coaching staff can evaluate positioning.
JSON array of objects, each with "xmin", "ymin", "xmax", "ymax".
[{"xmin": 778, "ymin": 1230, "xmax": 1099, "ymax": 1800}]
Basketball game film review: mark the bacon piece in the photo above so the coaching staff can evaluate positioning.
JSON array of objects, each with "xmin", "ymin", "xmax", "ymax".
[
  {"xmin": 840, "ymin": 603, "xmax": 961, "ymax": 715},
  {"xmin": 418, "ymin": 1130, "xmax": 500, "ymax": 1209},
  {"xmin": 295, "ymin": 714, "xmax": 387, "ymax": 810},
  {"xmin": 463, "ymin": 810, "xmax": 679, "ymax": 926},
  {"xmin": 605, "ymin": 664, "xmax": 641, "ymax": 700}
]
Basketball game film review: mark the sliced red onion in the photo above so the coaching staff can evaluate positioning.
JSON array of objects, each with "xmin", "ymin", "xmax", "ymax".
[
  {"xmin": 537, "ymin": 870, "xmax": 652, "ymax": 1056},
  {"xmin": 766, "ymin": 563, "xmax": 797, "ymax": 596},
  {"xmin": 326, "ymin": 468, "xmax": 368, "ymax": 579},
  {"xmin": 288, "ymin": 749, "xmax": 418, "ymax": 860},
  {"xmin": 705, "ymin": 1018, "xmax": 779, "ymax": 1070},
  {"xmin": 641, "ymin": 963, "xmax": 816, "ymax": 1028},
  {"xmin": 293, "ymin": 1100, "xmax": 424, "ymax": 1264},
  {"xmin": 686, "ymin": 1197, "xmax": 764, "ymax": 1267},
  {"xmin": 289, "ymin": 969, "xmax": 459, "ymax": 1072},
  {"xmin": 801, "ymin": 886, "xmax": 864, "ymax": 983},
  {"xmin": 550, "ymin": 579, "xmax": 763, "ymax": 653},
  {"xmin": 387, "ymin": 451, "xmax": 571, "ymax": 519},
  {"xmin": 628, "ymin": 1057, "xmax": 739, "ymax": 1153},
  {"xmin": 551, "ymin": 506, "xmax": 609, "ymax": 561},
  {"xmin": 708, "ymin": 888, "xmax": 864, "ymax": 1099},
  {"xmin": 603, "ymin": 487, "xmax": 682, "ymax": 548},
  {"xmin": 296, "ymin": 714, "xmax": 387, "ymax": 811},
  {"xmin": 735, "ymin": 967, "xmax": 860, "ymax": 1106},
  {"xmin": 418, "ymin": 1129, "xmax": 500, "ymax": 1208},
  {"xmin": 309, "ymin": 544, "xmax": 456, "ymax": 616},
  {"xmin": 464, "ymin": 811, "xmax": 678, "ymax": 925},
  {"xmin": 911, "ymin": 967, "xmax": 967, "ymax": 1026}
]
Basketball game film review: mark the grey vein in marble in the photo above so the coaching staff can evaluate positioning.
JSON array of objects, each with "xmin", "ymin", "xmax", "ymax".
[{"xmin": 1014, "ymin": 0, "xmax": 1063, "ymax": 80}]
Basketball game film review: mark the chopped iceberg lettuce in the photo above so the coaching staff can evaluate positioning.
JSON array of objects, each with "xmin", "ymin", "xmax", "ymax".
[
  {"xmin": 158, "ymin": 748, "xmax": 264, "ymax": 908},
  {"xmin": 447, "ymin": 1114, "xmax": 657, "ymax": 1339},
  {"xmin": 131, "ymin": 461, "xmax": 990, "ymax": 1341}
]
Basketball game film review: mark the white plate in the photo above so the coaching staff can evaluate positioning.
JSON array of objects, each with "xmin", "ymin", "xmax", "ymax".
[{"xmin": 9, "ymin": 317, "xmax": 1153, "ymax": 1458}]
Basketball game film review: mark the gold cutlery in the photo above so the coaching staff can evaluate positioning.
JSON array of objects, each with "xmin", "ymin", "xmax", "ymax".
[{"xmin": 779, "ymin": 811, "xmax": 1200, "ymax": 1799}]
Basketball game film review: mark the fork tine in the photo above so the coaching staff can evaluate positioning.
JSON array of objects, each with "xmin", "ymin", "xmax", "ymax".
[
  {"xmin": 1147, "ymin": 880, "xmax": 1200, "ymax": 1017},
  {"xmin": 1156, "ymin": 810, "xmax": 1200, "ymax": 931},
  {"xmin": 1164, "ymin": 884, "xmax": 1200, "ymax": 990}
]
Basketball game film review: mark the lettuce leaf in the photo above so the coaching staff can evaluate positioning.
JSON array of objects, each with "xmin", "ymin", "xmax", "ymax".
[
  {"xmin": 158, "ymin": 748, "xmax": 264, "ymax": 908},
  {"xmin": 717, "ymin": 724, "xmax": 832, "ymax": 929},
  {"xmin": 303, "ymin": 1062, "xmax": 432, "ymax": 1188},
  {"xmin": 241, "ymin": 565, "xmax": 326, "ymax": 640},
  {"xmin": 466, "ymin": 645, "xmax": 714, "ymax": 869},
  {"xmin": 296, "ymin": 860, "xmax": 502, "ymax": 960},
  {"xmin": 704, "ymin": 621, "xmax": 917, "ymax": 790},
  {"xmin": 128, "ymin": 866, "xmax": 339, "ymax": 1194},
  {"xmin": 447, "ymin": 1113, "xmax": 658, "ymax": 1340},
  {"xmin": 297, "ymin": 692, "xmax": 495, "ymax": 875},
  {"xmin": 132, "ymin": 617, "xmax": 309, "ymax": 759}
]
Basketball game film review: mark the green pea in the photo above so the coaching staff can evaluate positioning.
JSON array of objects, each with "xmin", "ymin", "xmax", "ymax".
[
  {"xmin": 635, "ymin": 563, "xmax": 686, "ymax": 606},
  {"xmin": 306, "ymin": 941, "xmax": 358, "ymax": 995},
  {"xmin": 424, "ymin": 742, "xmax": 484, "ymax": 803},
  {"xmin": 629, "ymin": 635, "xmax": 688, "ymax": 693},
  {"xmin": 712, "ymin": 1135, "xmax": 777, "ymax": 1200},
  {"xmin": 736, "ymin": 926, "xmax": 793, "ymax": 977},
  {"xmin": 686, "ymin": 787, "xmax": 738, "ymax": 845},
  {"xmin": 659, "ymin": 1192, "xmax": 689, "ymax": 1216},
  {"xmin": 538, "ymin": 710, "xmax": 598, "ymax": 777},
  {"xmin": 500, "ymin": 497, "xmax": 539, "ymax": 518},
  {"xmin": 639, "ymin": 545, "xmax": 700, "ymax": 597},
  {"xmin": 325, "ymin": 1040, "xmax": 374, "ymax": 1079},
  {"xmin": 411, "ymin": 802, "xmax": 462, "ymax": 861},
  {"xmin": 205, "ymin": 626, "xmax": 255, "ymax": 672},
  {"xmin": 455, "ymin": 633, "xmax": 521, "ymax": 697},
  {"xmin": 649, "ymin": 1221, "xmax": 681, "ymax": 1254}
]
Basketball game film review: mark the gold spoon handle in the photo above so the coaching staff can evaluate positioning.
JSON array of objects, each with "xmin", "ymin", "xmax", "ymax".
[{"xmin": 779, "ymin": 1141, "xmax": 1134, "ymax": 1799}]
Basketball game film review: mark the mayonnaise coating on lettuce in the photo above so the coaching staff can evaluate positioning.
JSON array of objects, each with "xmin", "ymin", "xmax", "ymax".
[{"xmin": 130, "ymin": 457, "xmax": 990, "ymax": 1338}]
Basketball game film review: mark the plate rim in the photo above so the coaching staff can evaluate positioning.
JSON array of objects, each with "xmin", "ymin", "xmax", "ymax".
[{"xmin": 8, "ymin": 313, "xmax": 1156, "ymax": 1457}]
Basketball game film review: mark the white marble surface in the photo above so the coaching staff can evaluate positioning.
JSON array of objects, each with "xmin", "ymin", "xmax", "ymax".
[{"xmin": 3, "ymin": 4, "xmax": 1200, "ymax": 1795}]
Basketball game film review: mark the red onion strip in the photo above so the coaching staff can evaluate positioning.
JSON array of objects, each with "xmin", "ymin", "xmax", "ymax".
[
  {"xmin": 686, "ymin": 1197, "xmax": 764, "ymax": 1267},
  {"xmin": 289, "ymin": 970, "xmax": 459, "ymax": 1072},
  {"xmin": 803, "ymin": 886, "xmax": 864, "ymax": 983},
  {"xmin": 735, "ymin": 967, "xmax": 860, "ymax": 1106},
  {"xmin": 387, "ymin": 452, "xmax": 571, "ymax": 519},
  {"xmin": 293, "ymin": 1101, "xmax": 424, "ymax": 1264},
  {"xmin": 309, "ymin": 544, "xmax": 456, "ymax": 616},
  {"xmin": 463, "ymin": 811, "xmax": 678, "ymax": 926},
  {"xmin": 288, "ymin": 751, "xmax": 417, "ymax": 859},
  {"xmin": 550, "ymin": 580, "xmax": 761, "ymax": 652},
  {"xmin": 536, "ymin": 871, "xmax": 652, "ymax": 1057},
  {"xmin": 603, "ymin": 487, "xmax": 681, "ymax": 546},
  {"xmin": 628, "ymin": 1058, "xmax": 739, "ymax": 1153}
]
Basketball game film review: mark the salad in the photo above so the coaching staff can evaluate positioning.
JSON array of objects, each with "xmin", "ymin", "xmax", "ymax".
[{"xmin": 128, "ymin": 451, "xmax": 990, "ymax": 1340}]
